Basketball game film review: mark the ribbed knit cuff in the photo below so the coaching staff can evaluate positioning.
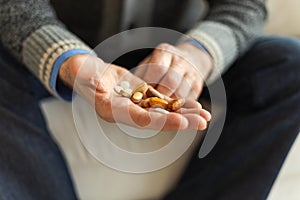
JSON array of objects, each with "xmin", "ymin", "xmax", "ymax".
[
  {"xmin": 183, "ymin": 39, "xmax": 210, "ymax": 55},
  {"xmin": 22, "ymin": 25, "xmax": 93, "ymax": 97},
  {"xmin": 187, "ymin": 21, "xmax": 238, "ymax": 85},
  {"xmin": 51, "ymin": 49, "xmax": 91, "ymax": 101}
]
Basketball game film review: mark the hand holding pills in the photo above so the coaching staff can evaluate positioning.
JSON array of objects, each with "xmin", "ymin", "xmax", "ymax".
[{"xmin": 59, "ymin": 54, "xmax": 211, "ymax": 131}]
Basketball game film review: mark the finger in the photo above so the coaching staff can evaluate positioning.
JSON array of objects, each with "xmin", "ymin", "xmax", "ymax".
[
  {"xmin": 134, "ymin": 56, "xmax": 151, "ymax": 78},
  {"xmin": 156, "ymin": 62, "xmax": 186, "ymax": 96},
  {"xmin": 183, "ymin": 114, "xmax": 208, "ymax": 130},
  {"xmin": 179, "ymin": 99, "xmax": 211, "ymax": 121},
  {"xmin": 132, "ymin": 107, "xmax": 190, "ymax": 131},
  {"xmin": 200, "ymin": 109, "xmax": 212, "ymax": 122},
  {"xmin": 187, "ymin": 84, "xmax": 202, "ymax": 100},
  {"xmin": 182, "ymin": 99, "xmax": 202, "ymax": 109},
  {"xmin": 172, "ymin": 73, "xmax": 193, "ymax": 98},
  {"xmin": 109, "ymin": 95, "xmax": 168, "ymax": 130},
  {"xmin": 141, "ymin": 106, "xmax": 189, "ymax": 131},
  {"xmin": 142, "ymin": 51, "xmax": 172, "ymax": 85},
  {"xmin": 95, "ymin": 93, "xmax": 192, "ymax": 131},
  {"xmin": 179, "ymin": 107, "xmax": 211, "ymax": 122},
  {"xmin": 176, "ymin": 106, "xmax": 211, "ymax": 122},
  {"xmin": 115, "ymin": 101, "xmax": 189, "ymax": 131},
  {"xmin": 177, "ymin": 108, "xmax": 203, "ymax": 115},
  {"xmin": 159, "ymin": 112, "xmax": 189, "ymax": 131}
]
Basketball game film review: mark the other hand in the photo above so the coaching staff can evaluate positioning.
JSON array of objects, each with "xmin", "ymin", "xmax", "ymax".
[{"xmin": 135, "ymin": 43, "xmax": 213, "ymax": 99}]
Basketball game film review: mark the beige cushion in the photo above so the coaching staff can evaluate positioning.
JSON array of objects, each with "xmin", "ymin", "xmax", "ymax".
[
  {"xmin": 40, "ymin": 98, "xmax": 204, "ymax": 200},
  {"xmin": 264, "ymin": 0, "xmax": 300, "ymax": 36}
]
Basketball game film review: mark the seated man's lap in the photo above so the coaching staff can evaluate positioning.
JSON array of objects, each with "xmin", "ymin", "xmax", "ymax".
[
  {"xmin": 223, "ymin": 36, "xmax": 300, "ymax": 108},
  {"xmin": 0, "ymin": 45, "xmax": 77, "ymax": 199},
  {"xmin": 0, "ymin": 36, "xmax": 299, "ymax": 199}
]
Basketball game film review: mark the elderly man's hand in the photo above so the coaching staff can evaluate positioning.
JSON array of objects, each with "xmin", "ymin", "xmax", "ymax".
[
  {"xmin": 135, "ymin": 43, "xmax": 213, "ymax": 100},
  {"xmin": 58, "ymin": 54, "xmax": 211, "ymax": 131}
]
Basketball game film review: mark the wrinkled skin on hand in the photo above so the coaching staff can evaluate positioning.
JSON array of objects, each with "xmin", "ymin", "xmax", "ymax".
[
  {"xmin": 59, "ymin": 54, "xmax": 211, "ymax": 131},
  {"xmin": 135, "ymin": 43, "xmax": 213, "ymax": 100}
]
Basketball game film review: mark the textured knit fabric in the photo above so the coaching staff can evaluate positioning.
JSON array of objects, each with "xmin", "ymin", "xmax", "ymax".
[
  {"xmin": 22, "ymin": 25, "xmax": 92, "ymax": 95},
  {"xmin": 50, "ymin": 49, "xmax": 91, "ymax": 100},
  {"xmin": 0, "ymin": 0, "xmax": 267, "ymax": 95},
  {"xmin": 0, "ymin": 0, "xmax": 93, "ymax": 97}
]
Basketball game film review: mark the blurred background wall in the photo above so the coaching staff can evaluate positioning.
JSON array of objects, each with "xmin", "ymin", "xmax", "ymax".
[{"xmin": 265, "ymin": 0, "xmax": 300, "ymax": 37}]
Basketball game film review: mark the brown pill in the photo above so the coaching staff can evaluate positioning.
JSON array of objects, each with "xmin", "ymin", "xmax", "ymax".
[
  {"xmin": 146, "ymin": 86, "xmax": 164, "ymax": 99},
  {"xmin": 168, "ymin": 98, "xmax": 186, "ymax": 111},
  {"xmin": 149, "ymin": 97, "xmax": 169, "ymax": 109},
  {"xmin": 131, "ymin": 92, "xmax": 143, "ymax": 103},
  {"xmin": 133, "ymin": 82, "xmax": 148, "ymax": 95},
  {"xmin": 139, "ymin": 98, "xmax": 151, "ymax": 108}
]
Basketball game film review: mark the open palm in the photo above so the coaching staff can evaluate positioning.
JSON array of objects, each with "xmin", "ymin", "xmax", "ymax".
[{"xmin": 60, "ymin": 54, "xmax": 211, "ymax": 131}]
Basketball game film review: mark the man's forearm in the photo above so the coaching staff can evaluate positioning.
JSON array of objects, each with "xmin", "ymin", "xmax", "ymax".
[
  {"xmin": 0, "ymin": 0, "xmax": 92, "ymax": 99},
  {"xmin": 187, "ymin": 0, "xmax": 267, "ymax": 84}
]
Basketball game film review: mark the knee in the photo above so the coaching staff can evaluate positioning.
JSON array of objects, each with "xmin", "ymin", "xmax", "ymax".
[
  {"xmin": 234, "ymin": 37, "xmax": 300, "ymax": 108},
  {"xmin": 252, "ymin": 36, "xmax": 300, "ymax": 72}
]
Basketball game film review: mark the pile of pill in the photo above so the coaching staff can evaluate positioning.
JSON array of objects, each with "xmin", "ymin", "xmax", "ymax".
[{"xmin": 114, "ymin": 81, "xmax": 185, "ymax": 114}]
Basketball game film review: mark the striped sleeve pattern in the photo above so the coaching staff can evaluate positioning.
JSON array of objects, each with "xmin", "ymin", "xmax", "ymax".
[
  {"xmin": 22, "ymin": 25, "xmax": 92, "ymax": 95},
  {"xmin": 187, "ymin": 0, "xmax": 267, "ymax": 85}
]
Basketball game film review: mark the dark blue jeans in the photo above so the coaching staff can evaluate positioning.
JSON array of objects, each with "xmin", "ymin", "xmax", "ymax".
[
  {"xmin": 165, "ymin": 37, "xmax": 300, "ymax": 200},
  {"xmin": 0, "ymin": 47, "xmax": 77, "ymax": 199},
  {"xmin": 0, "ymin": 36, "xmax": 299, "ymax": 200}
]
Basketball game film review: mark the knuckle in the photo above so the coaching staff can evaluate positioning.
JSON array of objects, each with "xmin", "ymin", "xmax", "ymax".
[
  {"xmin": 153, "ymin": 64, "xmax": 168, "ymax": 74},
  {"xmin": 156, "ymin": 43, "xmax": 174, "ymax": 52},
  {"xmin": 162, "ymin": 75, "xmax": 178, "ymax": 90},
  {"xmin": 117, "ymin": 67, "xmax": 128, "ymax": 76},
  {"xmin": 176, "ymin": 56, "xmax": 190, "ymax": 67}
]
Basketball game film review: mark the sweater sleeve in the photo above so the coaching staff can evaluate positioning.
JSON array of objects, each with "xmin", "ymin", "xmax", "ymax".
[
  {"xmin": 0, "ymin": 0, "xmax": 92, "ymax": 97},
  {"xmin": 186, "ymin": 0, "xmax": 267, "ymax": 84}
]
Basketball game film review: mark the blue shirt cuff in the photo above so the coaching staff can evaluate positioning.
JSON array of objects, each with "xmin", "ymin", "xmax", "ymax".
[
  {"xmin": 50, "ymin": 49, "xmax": 91, "ymax": 101},
  {"xmin": 183, "ymin": 39, "xmax": 210, "ymax": 56}
]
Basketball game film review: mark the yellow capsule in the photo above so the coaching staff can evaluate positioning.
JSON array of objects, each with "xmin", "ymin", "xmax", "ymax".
[
  {"xmin": 131, "ymin": 92, "xmax": 143, "ymax": 103},
  {"xmin": 149, "ymin": 97, "xmax": 168, "ymax": 109},
  {"xmin": 168, "ymin": 98, "xmax": 185, "ymax": 111}
]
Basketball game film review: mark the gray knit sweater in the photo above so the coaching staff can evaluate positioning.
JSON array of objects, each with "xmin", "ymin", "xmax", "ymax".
[{"xmin": 0, "ymin": 0, "xmax": 267, "ymax": 96}]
